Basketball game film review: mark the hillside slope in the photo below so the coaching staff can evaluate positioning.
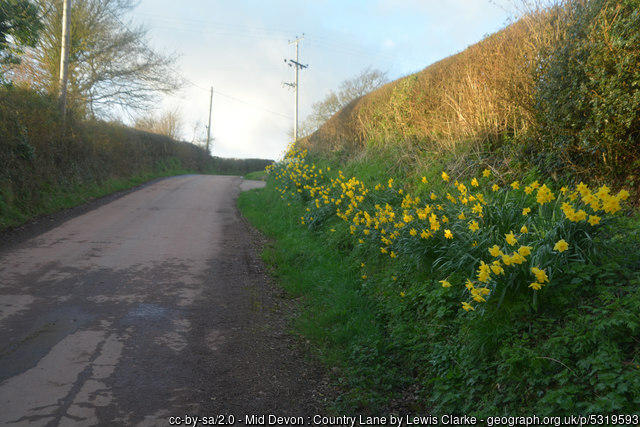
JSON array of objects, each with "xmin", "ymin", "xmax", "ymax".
[{"xmin": 302, "ymin": 0, "xmax": 639, "ymax": 195}]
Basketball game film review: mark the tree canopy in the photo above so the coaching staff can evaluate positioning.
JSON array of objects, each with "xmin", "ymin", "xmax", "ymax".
[{"xmin": 0, "ymin": 0, "xmax": 42, "ymax": 68}]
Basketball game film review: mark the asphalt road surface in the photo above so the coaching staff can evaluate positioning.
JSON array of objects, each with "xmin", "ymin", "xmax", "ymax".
[{"xmin": 0, "ymin": 175, "xmax": 326, "ymax": 426}]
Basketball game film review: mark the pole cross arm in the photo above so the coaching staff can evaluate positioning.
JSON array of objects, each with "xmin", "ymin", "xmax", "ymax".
[{"xmin": 288, "ymin": 59, "xmax": 308, "ymax": 69}]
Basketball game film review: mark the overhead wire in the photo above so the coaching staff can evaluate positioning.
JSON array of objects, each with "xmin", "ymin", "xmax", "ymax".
[
  {"xmin": 108, "ymin": 9, "xmax": 428, "ymax": 122},
  {"xmin": 106, "ymin": 8, "xmax": 292, "ymax": 121}
]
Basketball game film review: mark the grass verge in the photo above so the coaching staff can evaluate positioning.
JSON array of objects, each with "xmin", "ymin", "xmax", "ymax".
[{"xmin": 239, "ymin": 155, "xmax": 640, "ymax": 415}]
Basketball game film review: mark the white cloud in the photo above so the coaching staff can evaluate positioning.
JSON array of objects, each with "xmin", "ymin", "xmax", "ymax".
[{"xmin": 129, "ymin": 0, "xmax": 511, "ymax": 160}]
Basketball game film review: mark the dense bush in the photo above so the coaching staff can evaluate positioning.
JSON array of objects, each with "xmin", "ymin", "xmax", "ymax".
[{"xmin": 534, "ymin": 0, "xmax": 640, "ymax": 186}]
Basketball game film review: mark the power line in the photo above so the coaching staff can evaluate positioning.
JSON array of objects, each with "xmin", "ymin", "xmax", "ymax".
[{"xmin": 211, "ymin": 88, "xmax": 292, "ymax": 120}]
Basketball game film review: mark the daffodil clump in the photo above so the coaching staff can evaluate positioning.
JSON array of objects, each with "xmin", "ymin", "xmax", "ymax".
[{"xmin": 269, "ymin": 147, "xmax": 630, "ymax": 312}]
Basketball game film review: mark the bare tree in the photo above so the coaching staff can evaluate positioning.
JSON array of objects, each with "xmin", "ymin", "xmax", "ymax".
[
  {"xmin": 134, "ymin": 107, "xmax": 184, "ymax": 140},
  {"xmin": 11, "ymin": 0, "xmax": 182, "ymax": 118},
  {"xmin": 300, "ymin": 67, "xmax": 388, "ymax": 137}
]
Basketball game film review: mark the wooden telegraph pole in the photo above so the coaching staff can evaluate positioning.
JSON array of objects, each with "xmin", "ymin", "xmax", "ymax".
[{"xmin": 59, "ymin": 0, "xmax": 71, "ymax": 123}]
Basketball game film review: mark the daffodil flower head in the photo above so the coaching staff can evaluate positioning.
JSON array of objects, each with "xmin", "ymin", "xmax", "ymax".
[
  {"xmin": 461, "ymin": 301, "xmax": 475, "ymax": 311},
  {"xmin": 518, "ymin": 245, "xmax": 532, "ymax": 257},
  {"xmin": 531, "ymin": 267, "xmax": 549, "ymax": 283},
  {"xmin": 554, "ymin": 239, "xmax": 569, "ymax": 252},
  {"xmin": 529, "ymin": 282, "xmax": 543, "ymax": 291},
  {"xmin": 439, "ymin": 280, "xmax": 452, "ymax": 288},
  {"xmin": 489, "ymin": 245, "xmax": 503, "ymax": 257}
]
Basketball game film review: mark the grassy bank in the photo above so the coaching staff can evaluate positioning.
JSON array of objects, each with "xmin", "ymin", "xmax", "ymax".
[{"xmin": 239, "ymin": 147, "xmax": 640, "ymax": 415}]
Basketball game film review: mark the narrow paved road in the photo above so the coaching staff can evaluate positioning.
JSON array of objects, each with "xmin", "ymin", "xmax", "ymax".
[{"xmin": 0, "ymin": 175, "xmax": 325, "ymax": 426}]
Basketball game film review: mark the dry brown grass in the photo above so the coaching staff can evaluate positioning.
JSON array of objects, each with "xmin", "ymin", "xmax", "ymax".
[{"xmin": 302, "ymin": 11, "xmax": 560, "ymax": 170}]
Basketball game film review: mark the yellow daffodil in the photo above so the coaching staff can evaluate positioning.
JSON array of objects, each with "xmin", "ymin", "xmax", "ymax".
[
  {"xmin": 529, "ymin": 282, "xmax": 543, "ymax": 291},
  {"xmin": 511, "ymin": 181, "xmax": 520, "ymax": 190},
  {"xmin": 536, "ymin": 184, "xmax": 555, "ymax": 205},
  {"xmin": 617, "ymin": 189, "xmax": 630, "ymax": 200},
  {"xmin": 458, "ymin": 212, "xmax": 466, "ymax": 220},
  {"xmin": 531, "ymin": 267, "xmax": 549, "ymax": 283},
  {"xmin": 518, "ymin": 246, "xmax": 532, "ymax": 257},
  {"xmin": 520, "ymin": 225, "xmax": 528, "ymax": 233},
  {"xmin": 602, "ymin": 195, "xmax": 621, "ymax": 214},
  {"xmin": 441, "ymin": 171, "xmax": 450, "ymax": 182},
  {"xmin": 576, "ymin": 182, "xmax": 589, "ymax": 195},
  {"xmin": 522, "ymin": 207, "xmax": 531, "ymax": 216},
  {"xmin": 588, "ymin": 215, "xmax": 601, "ymax": 226},
  {"xmin": 468, "ymin": 220, "xmax": 480, "ymax": 232},
  {"xmin": 471, "ymin": 178, "xmax": 479, "ymax": 187},
  {"xmin": 439, "ymin": 280, "xmax": 452, "ymax": 288},
  {"xmin": 489, "ymin": 245, "xmax": 503, "ymax": 257},
  {"xmin": 461, "ymin": 302, "xmax": 475, "ymax": 311},
  {"xmin": 491, "ymin": 261, "xmax": 505, "ymax": 275},
  {"xmin": 492, "ymin": 184, "xmax": 500, "ymax": 192},
  {"xmin": 483, "ymin": 168, "xmax": 491, "ymax": 178},
  {"xmin": 510, "ymin": 252, "xmax": 526, "ymax": 265},
  {"xmin": 554, "ymin": 239, "xmax": 569, "ymax": 252},
  {"xmin": 505, "ymin": 231, "xmax": 518, "ymax": 246},
  {"xmin": 422, "ymin": 176, "xmax": 428, "ymax": 184},
  {"xmin": 444, "ymin": 229, "xmax": 453, "ymax": 239}
]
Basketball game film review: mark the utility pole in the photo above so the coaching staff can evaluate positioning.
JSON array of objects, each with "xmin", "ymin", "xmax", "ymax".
[
  {"xmin": 283, "ymin": 35, "xmax": 307, "ymax": 143},
  {"xmin": 59, "ymin": 0, "xmax": 71, "ymax": 121},
  {"xmin": 206, "ymin": 86, "xmax": 213, "ymax": 154}
]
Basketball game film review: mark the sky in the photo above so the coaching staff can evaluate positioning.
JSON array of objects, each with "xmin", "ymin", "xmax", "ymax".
[{"xmin": 129, "ymin": 0, "xmax": 514, "ymax": 160}]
